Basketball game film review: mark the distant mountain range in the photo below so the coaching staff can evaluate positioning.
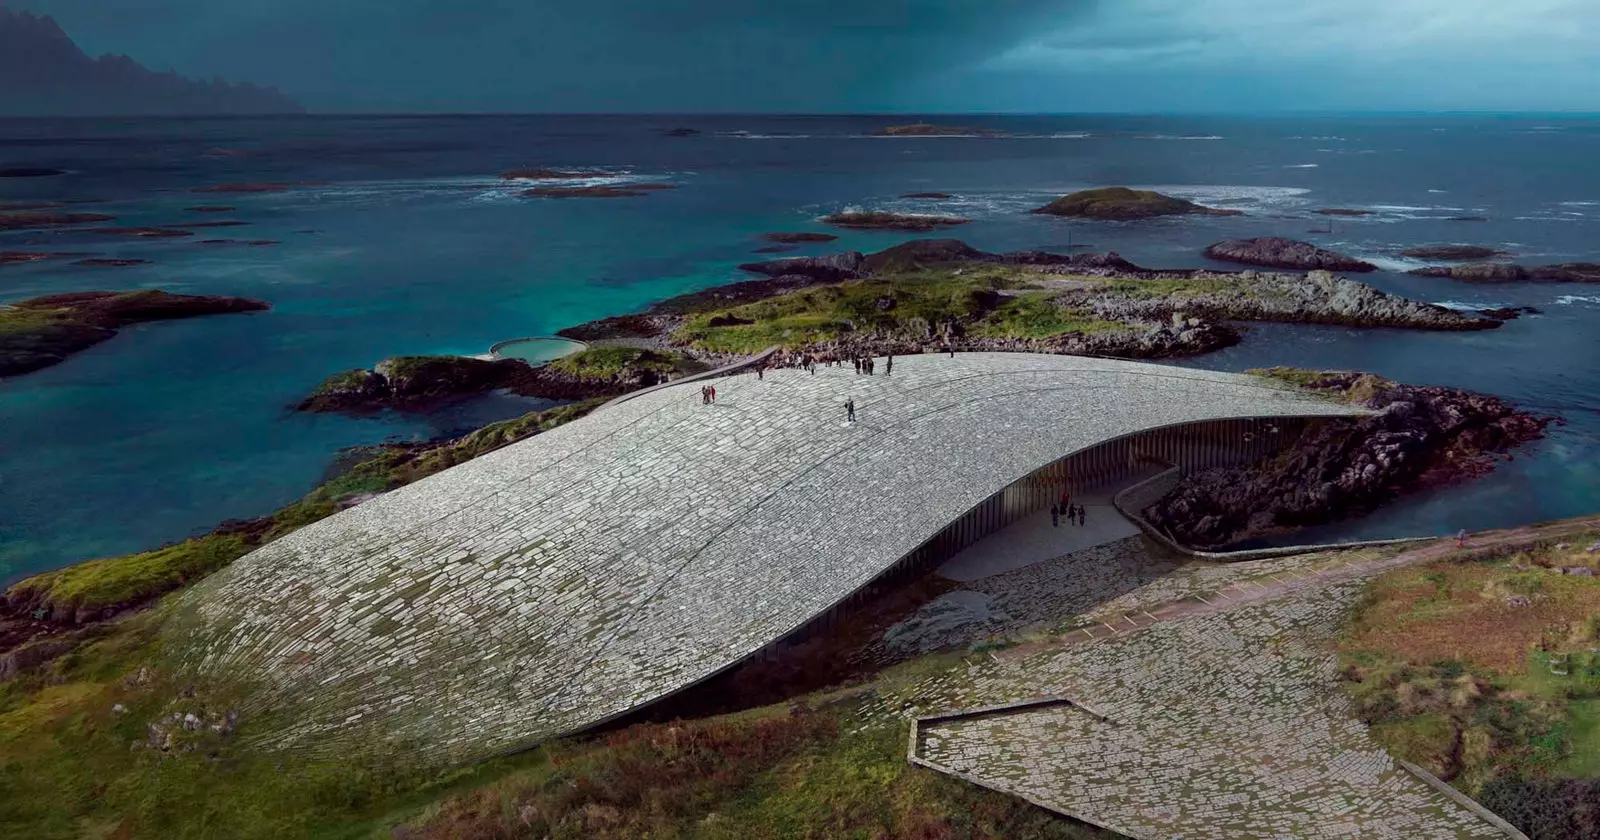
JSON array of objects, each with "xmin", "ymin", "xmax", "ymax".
[{"xmin": 0, "ymin": 7, "xmax": 302, "ymax": 116}]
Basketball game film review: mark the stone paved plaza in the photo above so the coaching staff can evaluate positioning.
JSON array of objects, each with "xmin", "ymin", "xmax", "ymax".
[
  {"xmin": 858, "ymin": 543, "xmax": 1523, "ymax": 839},
  {"xmin": 164, "ymin": 353, "xmax": 1364, "ymax": 762}
]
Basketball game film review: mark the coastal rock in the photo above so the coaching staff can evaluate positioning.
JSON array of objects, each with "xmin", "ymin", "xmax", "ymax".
[
  {"xmin": 0, "ymin": 211, "xmax": 115, "ymax": 230},
  {"xmin": 760, "ymin": 232, "xmax": 838, "ymax": 244},
  {"xmin": 0, "ymin": 290, "xmax": 270, "ymax": 378},
  {"xmin": 73, "ymin": 258, "xmax": 148, "ymax": 267},
  {"xmin": 191, "ymin": 182, "xmax": 322, "ymax": 194},
  {"xmin": 738, "ymin": 251, "xmax": 866, "ymax": 281},
  {"xmin": 861, "ymin": 239, "xmax": 990, "ymax": 274},
  {"xmin": 1478, "ymin": 306, "xmax": 1541, "ymax": 321},
  {"xmin": 1316, "ymin": 208, "xmax": 1372, "ymax": 217},
  {"xmin": 298, "ymin": 356, "xmax": 531, "ymax": 412},
  {"xmin": 1143, "ymin": 371, "xmax": 1552, "ymax": 548},
  {"xmin": 1000, "ymin": 250, "xmax": 1147, "ymax": 271},
  {"xmin": 1409, "ymin": 262, "xmax": 1600, "ymax": 283},
  {"xmin": 1400, "ymin": 245, "xmax": 1510, "ymax": 261},
  {"xmin": 186, "ymin": 205, "xmax": 236, "ymax": 213},
  {"xmin": 1, "ymin": 251, "xmax": 85, "ymax": 266},
  {"xmin": 68, "ymin": 226, "xmax": 192, "ymax": 239},
  {"xmin": 1032, "ymin": 187, "xmax": 1243, "ymax": 220},
  {"xmin": 1447, "ymin": 216, "xmax": 1490, "ymax": 222},
  {"xmin": 752, "ymin": 245, "xmax": 797, "ymax": 254},
  {"xmin": 0, "ymin": 167, "xmax": 65, "ymax": 178},
  {"xmin": 902, "ymin": 192, "xmax": 954, "ymax": 199},
  {"xmin": 820, "ymin": 211, "xmax": 970, "ymax": 231},
  {"xmin": 1203, "ymin": 237, "xmax": 1377, "ymax": 272},
  {"xmin": 872, "ymin": 124, "xmax": 1004, "ymax": 137}
]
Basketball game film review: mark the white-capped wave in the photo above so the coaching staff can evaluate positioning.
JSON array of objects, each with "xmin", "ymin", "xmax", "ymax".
[
  {"xmin": 1151, "ymin": 184, "xmax": 1312, "ymax": 214},
  {"xmin": 1555, "ymin": 295, "xmax": 1600, "ymax": 305},
  {"xmin": 1433, "ymin": 300, "xmax": 1508, "ymax": 312},
  {"xmin": 1428, "ymin": 189, "xmax": 1448, "ymax": 194},
  {"xmin": 1284, "ymin": 164, "xmax": 1319, "ymax": 169},
  {"xmin": 1559, "ymin": 201, "xmax": 1600, "ymax": 207}
]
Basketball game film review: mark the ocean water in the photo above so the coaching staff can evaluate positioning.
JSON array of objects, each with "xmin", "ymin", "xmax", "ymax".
[{"xmin": 1, "ymin": 114, "xmax": 1597, "ymax": 580}]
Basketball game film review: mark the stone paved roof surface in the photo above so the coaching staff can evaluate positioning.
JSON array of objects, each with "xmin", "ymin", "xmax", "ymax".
[{"xmin": 167, "ymin": 353, "xmax": 1365, "ymax": 762}]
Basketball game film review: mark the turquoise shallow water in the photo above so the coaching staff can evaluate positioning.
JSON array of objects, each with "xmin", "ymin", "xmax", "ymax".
[{"xmin": 1, "ymin": 114, "xmax": 1597, "ymax": 580}]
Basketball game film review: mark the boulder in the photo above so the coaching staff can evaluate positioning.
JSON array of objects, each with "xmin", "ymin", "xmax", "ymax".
[
  {"xmin": 1032, "ymin": 187, "xmax": 1243, "ymax": 220},
  {"xmin": 1203, "ymin": 237, "xmax": 1377, "ymax": 272}
]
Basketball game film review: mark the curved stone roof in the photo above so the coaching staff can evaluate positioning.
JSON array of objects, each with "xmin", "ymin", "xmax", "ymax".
[{"xmin": 168, "ymin": 353, "xmax": 1366, "ymax": 762}]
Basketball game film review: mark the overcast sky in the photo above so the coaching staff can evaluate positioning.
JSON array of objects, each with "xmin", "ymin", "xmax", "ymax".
[{"xmin": 13, "ymin": 0, "xmax": 1600, "ymax": 112}]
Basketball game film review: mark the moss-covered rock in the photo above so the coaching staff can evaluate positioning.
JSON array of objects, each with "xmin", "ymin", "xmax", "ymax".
[
  {"xmin": 1032, "ymin": 187, "xmax": 1242, "ymax": 220},
  {"xmin": 5, "ymin": 535, "xmax": 252, "ymax": 625}
]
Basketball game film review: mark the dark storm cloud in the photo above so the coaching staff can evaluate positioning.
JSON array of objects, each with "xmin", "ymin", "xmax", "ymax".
[{"xmin": 13, "ymin": 0, "xmax": 1097, "ymax": 110}]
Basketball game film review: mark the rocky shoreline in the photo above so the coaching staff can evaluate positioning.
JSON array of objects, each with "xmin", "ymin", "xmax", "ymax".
[{"xmin": 1143, "ymin": 369, "xmax": 1554, "ymax": 548}]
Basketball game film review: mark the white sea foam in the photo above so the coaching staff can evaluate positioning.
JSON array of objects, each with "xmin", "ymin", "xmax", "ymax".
[
  {"xmin": 1284, "ymin": 164, "xmax": 1320, "ymax": 169},
  {"xmin": 1433, "ymin": 300, "xmax": 1507, "ymax": 312},
  {"xmin": 1555, "ymin": 295, "xmax": 1600, "ymax": 306},
  {"xmin": 1428, "ymin": 189, "xmax": 1448, "ymax": 194}
]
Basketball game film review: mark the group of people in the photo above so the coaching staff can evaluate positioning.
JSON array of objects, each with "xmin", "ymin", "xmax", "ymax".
[
  {"xmin": 1051, "ymin": 490, "xmax": 1088, "ymax": 528},
  {"xmin": 699, "ymin": 384, "xmax": 718, "ymax": 405},
  {"xmin": 1052, "ymin": 502, "xmax": 1087, "ymax": 527},
  {"xmin": 851, "ymin": 354, "xmax": 892, "ymax": 375}
]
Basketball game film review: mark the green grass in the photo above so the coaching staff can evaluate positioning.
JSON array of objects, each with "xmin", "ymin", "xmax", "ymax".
[
  {"xmin": 672, "ymin": 268, "xmax": 1122, "ymax": 352},
  {"xmin": 1558, "ymin": 699, "xmax": 1600, "ymax": 777},
  {"xmin": 1098, "ymin": 274, "xmax": 1247, "ymax": 299},
  {"xmin": 971, "ymin": 293, "xmax": 1126, "ymax": 339},
  {"xmin": 6, "ymin": 535, "xmax": 252, "ymax": 621},
  {"xmin": 549, "ymin": 346, "xmax": 678, "ymax": 380}
]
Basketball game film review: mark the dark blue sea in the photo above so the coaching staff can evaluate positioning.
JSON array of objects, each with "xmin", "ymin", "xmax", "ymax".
[{"xmin": 1, "ymin": 114, "xmax": 1597, "ymax": 580}]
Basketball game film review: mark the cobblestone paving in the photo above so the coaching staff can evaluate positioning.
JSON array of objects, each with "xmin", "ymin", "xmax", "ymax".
[
  {"xmin": 868, "ymin": 538, "xmax": 1545, "ymax": 838},
  {"xmin": 162, "ymin": 353, "xmax": 1363, "ymax": 762}
]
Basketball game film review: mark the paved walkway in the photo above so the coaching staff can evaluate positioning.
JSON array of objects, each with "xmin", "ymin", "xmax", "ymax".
[
  {"xmin": 866, "ymin": 520, "xmax": 1599, "ymax": 839},
  {"xmin": 937, "ymin": 488, "xmax": 1141, "ymax": 582}
]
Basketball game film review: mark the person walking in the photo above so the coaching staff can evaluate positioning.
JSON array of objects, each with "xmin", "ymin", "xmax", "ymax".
[
  {"xmin": 853, "ymin": 358, "xmax": 862, "ymax": 375},
  {"xmin": 1076, "ymin": 504, "xmax": 1087, "ymax": 527},
  {"xmin": 701, "ymin": 385, "xmax": 709, "ymax": 405},
  {"xmin": 948, "ymin": 344, "xmax": 955, "ymax": 358},
  {"xmin": 709, "ymin": 385, "xmax": 717, "ymax": 404},
  {"xmin": 1050, "ymin": 504, "xmax": 1059, "ymax": 528},
  {"xmin": 845, "ymin": 399, "xmax": 856, "ymax": 423},
  {"xmin": 1060, "ymin": 489, "xmax": 1071, "ymax": 514},
  {"xmin": 1456, "ymin": 528, "xmax": 1467, "ymax": 549},
  {"xmin": 886, "ymin": 354, "xmax": 894, "ymax": 375}
]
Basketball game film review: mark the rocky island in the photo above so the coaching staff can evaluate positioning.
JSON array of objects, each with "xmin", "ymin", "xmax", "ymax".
[
  {"xmin": 1408, "ymin": 262, "xmax": 1600, "ymax": 283},
  {"xmin": 760, "ymin": 232, "xmax": 838, "ymax": 244},
  {"xmin": 1143, "ymin": 368, "xmax": 1552, "ymax": 548},
  {"xmin": 820, "ymin": 211, "xmax": 970, "ymax": 231},
  {"xmin": 298, "ymin": 346, "xmax": 693, "ymax": 412},
  {"xmin": 1400, "ymin": 245, "xmax": 1510, "ymax": 261},
  {"xmin": 871, "ymin": 123, "xmax": 1005, "ymax": 137},
  {"xmin": 0, "ymin": 289, "xmax": 270, "ymax": 378},
  {"xmin": 1204, "ymin": 237, "xmax": 1378, "ymax": 272},
  {"xmin": 1032, "ymin": 187, "xmax": 1243, "ymax": 220},
  {"xmin": 0, "ymin": 210, "xmax": 115, "ymax": 230}
]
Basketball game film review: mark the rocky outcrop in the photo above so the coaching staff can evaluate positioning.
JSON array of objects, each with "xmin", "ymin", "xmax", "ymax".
[
  {"xmin": 0, "ymin": 290, "xmax": 270, "ymax": 377},
  {"xmin": 760, "ymin": 232, "xmax": 838, "ymax": 244},
  {"xmin": 0, "ymin": 211, "xmax": 114, "ymax": 230},
  {"xmin": 861, "ymin": 239, "xmax": 990, "ymax": 274},
  {"xmin": 1203, "ymin": 237, "xmax": 1377, "ymax": 272},
  {"xmin": 1144, "ymin": 372, "xmax": 1552, "ymax": 548},
  {"xmin": 738, "ymin": 252, "xmax": 866, "ymax": 281},
  {"xmin": 872, "ymin": 124, "xmax": 1004, "ymax": 137},
  {"xmin": 820, "ymin": 211, "xmax": 969, "ymax": 231},
  {"xmin": 902, "ymin": 192, "xmax": 953, "ymax": 199},
  {"xmin": 297, "ymin": 356, "xmax": 532, "ymax": 412},
  {"xmin": 1032, "ymin": 187, "xmax": 1243, "ymax": 220},
  {"xmin": 187, "ymin": 205, "xmax": 236, "ymax": 213},
  {"xmin": 1409, "ymin": 263, "xmax": 1600, "ymax": 283},
  {"xmin": 74, "ymin": 258, "xmax": 148, "ymax": 267},
  {"xmin": 1317, "ymin": 209, "xmax": 1372, "ymax": 217},
  {"xmin": 1400, "ymin": 245, "xmax": 1509, "ymax": 261}
]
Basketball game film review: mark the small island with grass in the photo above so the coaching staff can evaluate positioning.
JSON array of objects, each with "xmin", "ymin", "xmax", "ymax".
[
  {"xmin": 0, "ymin": 289, "xmax": 270, "ymax": 378},
  {"xmin": 1032, "ymin": 187, "xmax": 1243, "ymax": 220},
  {"xmin": 820, "ymin": 210, "xmax": 970, "ymax": 231}
]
